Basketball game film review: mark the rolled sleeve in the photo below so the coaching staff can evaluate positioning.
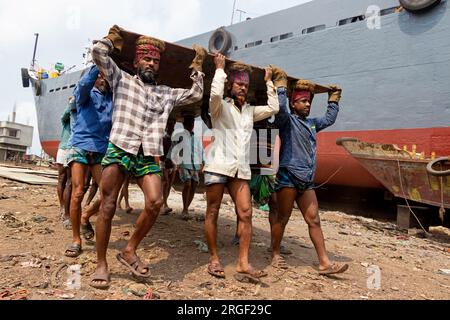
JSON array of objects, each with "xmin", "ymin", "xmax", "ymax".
[
  {"xmin": 209, "ymin": 68, "xmax": 227, "ymax": 119},
  {"xmin": 253, "ymin": 80, "xmax": 279, "ymax": 122},
  {"xmin": 91, "ymin": 39, "xmax": 123, "ymax": 89},
  {"xmin": 171, "ymin": 71, "xmax": 204, "ymax": 107}
]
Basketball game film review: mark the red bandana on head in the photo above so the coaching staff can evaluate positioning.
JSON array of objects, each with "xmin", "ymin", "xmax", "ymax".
[
  {"xmin": 230, "ymin": 71, "xmax": 250, "ymax": 84},
  {"xmin": 135, "ymin": 44, "xmax": 161, "ymax": 63},
  {"xmin": 291, "ymin": 90, "xmax": 312, "ymax": 103}
]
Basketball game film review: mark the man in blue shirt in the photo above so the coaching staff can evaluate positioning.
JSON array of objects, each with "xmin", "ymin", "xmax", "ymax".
[
  {"xmin": 64, "ymin": 65, "xmax": 112, "ymax": 258},
  {"xmin": 271, "ymin": 73, "xmax": 349, "ymax": 275}
]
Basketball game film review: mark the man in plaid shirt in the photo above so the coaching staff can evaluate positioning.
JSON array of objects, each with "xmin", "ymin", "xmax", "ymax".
[{"xmin": 90, "ymin": 25, "xmax": 206, "ymax": 289}]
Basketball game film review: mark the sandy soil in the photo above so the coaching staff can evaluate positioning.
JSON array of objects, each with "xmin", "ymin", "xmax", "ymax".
[{"xmin": 0, "ymin": 172, "xmax": 449, "ymax": 300}]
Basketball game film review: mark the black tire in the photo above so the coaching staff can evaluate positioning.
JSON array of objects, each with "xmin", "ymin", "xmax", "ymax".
[
  {"xmin": 208, "ymin": 27, "xmax": 231, "ymax": 54},
  {"xmin": 21, "ymin": 68, "xmax": 30, "ymax": 88},
  {"xmin": 426, "ymin": 157, "xmax": 450, "ymax": 177},
  {"xmin": 399, "ymin": 0, "xmax": 441, "ymax": 12}
]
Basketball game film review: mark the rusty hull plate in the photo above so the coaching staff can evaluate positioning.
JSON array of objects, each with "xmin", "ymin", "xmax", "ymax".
[{"xmin": 338, "ymin": 139, "xmax": 450, "ymax": 208}]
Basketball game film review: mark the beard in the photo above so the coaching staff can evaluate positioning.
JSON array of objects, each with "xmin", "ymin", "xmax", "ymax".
[
  {"xmin": 232, "ymin": 94, "xmax": 247, "ymax": 107},
  {"xmin": 138, "ymin": 68, "xmax": 157, "ymax": 85}
]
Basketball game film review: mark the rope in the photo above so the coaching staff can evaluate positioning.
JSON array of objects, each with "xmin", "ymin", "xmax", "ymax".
[
  {"xmin": 396, "ymin": 159, "xmax": 429, "ymax": 234},
  {"xmin": 439, "ymin": 175, "xmax": 445, "ymax": 222},
  {"xmin": 314, "ymin": 166, "xmax": 343, "ymax": 189}
]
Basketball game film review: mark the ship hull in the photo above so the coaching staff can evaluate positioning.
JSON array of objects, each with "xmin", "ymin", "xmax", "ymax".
[
  {"xmin": 30, "ymin": 0, "xmax": 449, "ymax": 189},
  {"xmin": 40, "ymin": 126, "xmax": 449, "ymax": 188}
]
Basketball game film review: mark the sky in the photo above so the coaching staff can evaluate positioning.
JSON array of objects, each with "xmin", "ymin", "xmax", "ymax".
[{"xmin": 0, "ymin": 0, "xmax": 312, "ymax": 156}]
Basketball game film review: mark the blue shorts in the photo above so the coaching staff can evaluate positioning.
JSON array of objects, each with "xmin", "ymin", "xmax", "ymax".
[{"xmin": 275, "ymin": 167, "xmax": 314, "ymax": 192}]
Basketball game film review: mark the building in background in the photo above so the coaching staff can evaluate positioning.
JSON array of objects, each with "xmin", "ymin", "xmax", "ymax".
[{"xmin": 0, "ymin": 107, "xmax": 33, "ymax": 162}]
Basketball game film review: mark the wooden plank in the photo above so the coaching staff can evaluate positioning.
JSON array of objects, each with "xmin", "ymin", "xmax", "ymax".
[
  {"xmin": 111, "ymin": 28, "xmax": 332, "ymax": 119},
  {"xmin": 0, "ymin": 165, "xmax": 58, "ymax": 177},
  {"xmin": 0, "ymin": 167, "xmax": 57, "ymax": 185}
]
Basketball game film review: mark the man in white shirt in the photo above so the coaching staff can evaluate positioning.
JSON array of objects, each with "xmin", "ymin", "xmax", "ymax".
[{"xmin": 203, "ymin": 54, "xmax": 279, "ymax": 281}]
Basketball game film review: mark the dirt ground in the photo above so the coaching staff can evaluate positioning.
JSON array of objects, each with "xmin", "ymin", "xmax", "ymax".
[{"xmin": 1, "ymin": 170, "xmax": 449, "ymax": 300}]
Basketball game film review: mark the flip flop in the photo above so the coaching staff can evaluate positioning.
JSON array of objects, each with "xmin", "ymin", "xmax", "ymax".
[
  {"xmin": 318, "ymin": 262, "xmax": 349, "ymax": 275},
  {"xmin": 207, "ymin": 262, "xmax": 226, "ymax": 278},
  {"xmin": 89, "ymin": 271, "xmax": 110, "ymax": 290},
  {"xmin": 62, "ymin": 218, "xmax": 72, "ymax": 230},
  {"xmin": 271, "ymin": 255, "xmax": 289, "ymax": 270},
  {"xmin": 81, "ymin": 222, "xmax": 95, "ymax": 240},
  {"xmin": 116, "ymin": 253, "xmax": 151, "ymax": 278},
  {"xmin": 235, "ymin": 269, "xmax": 268, "ymax": 284},
  {"xmin": 234, "ymin": 273, "xmax": 261, "ymax": 284},
  {"xmin": 64, "ymin": 243, "xmax": 82, "ymax": 258}
]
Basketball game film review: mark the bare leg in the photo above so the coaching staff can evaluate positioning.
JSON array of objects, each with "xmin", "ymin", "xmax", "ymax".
[
  {"xmin": 268, "ymin": 193, "xmax": 278, "ymax": 241},
  {"xmin": 231, "ymin": 208, "xmax": 240, "ymax": 246},
  {"xmin": 123, "ymin": 176, "xmax": 133, "ymax": 213},
  {"xmin": 119, "ymin": 174, "xmax": 163, "ymax": 274},
  {"xmin": 205, "ymin": 183, "xmax": 225, "ymax": 275},
  {"xmin": 56, "ymin": 164, "xmax": 67, "ymax": 219},
  {"xmin": 227, "ymin": 178, "xmax": 264, "ymax": 276},
  {"xmin": 187, "ymin": 181, "xmax": 198, "ymax": 210},
  {"xmin": 68, "ymin": 163, "xmax": 88, "ymax": 249},
  {"xmin": 296, "ymin": 190, "xmax": 330, "ymax": 269},
  {"xmin": 161, "ymin": 168, "xmax": 173, "ymax": 214},
  {"xmin": 271, "ymin": 188, "xmax": 296, "ymax": 265},
  {"xmin": 181, "ymin": 180, "xmax": 192, "ymax": 219},
  {"xmin": 62, "ymin": 168, "xmax": 72, "ymax": 223},
  {"xmin": 91, "ymin": 164, "xmax": 125, "ymax": 287},
  {"xmin": 81, "ymin": 164, "xmax": 103, "ymax": 225},
  {"xmin": 118, "ymin": 175, "xmax": 132, "ymax": 213},
  {"xmin": 85, "ymin": 180, "xmax": 98, "ymax": 207},
  {"xmin": 83, "ymin": 169, "xmax": 92, "ymax": 195}
]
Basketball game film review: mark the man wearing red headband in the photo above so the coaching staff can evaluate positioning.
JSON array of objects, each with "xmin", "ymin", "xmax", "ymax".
[
  {"xmin": 89, "ymin": 25, "xmax": 206, "ymax": 289},
  {"xmin": 203, "ymin": 54, "xmax": 279, "ymax": 281},
  {"xmin": 270, "ymin": 75, "xmax": 349, "ymax": 275}
]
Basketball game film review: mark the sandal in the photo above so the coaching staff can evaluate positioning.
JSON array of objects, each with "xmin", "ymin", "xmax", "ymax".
[
  {"xmin": 64, "ymin": 243, "xmax": 82, "ymax": 258},
  {"xmin": 271, "ymin": 255, "xmax": 289, "ymax": 270},
  {"xmin": 62, "ymin": 218, "xmax": 72, "ymax": 230},
  {"xmin": 207, "ymin": 262, "xmax": 226, "ymax": 278},
  {"xmin": 116, "ymin": 253, "xmax": 151, "ymax": 278},
  {"xmin": 89, "ymin": 270, "xmax": 110, "ymax": 290},
  {"xmin": 235, "ymin": 268, "xmax": 268, "ymax": 283},
  {"xmin": 318, "ymin": 262, "xmax": 349, "ymax": 275},
  {"xmin": 81, "ymin": 222, "xmax": 95, "ymax": 240}
]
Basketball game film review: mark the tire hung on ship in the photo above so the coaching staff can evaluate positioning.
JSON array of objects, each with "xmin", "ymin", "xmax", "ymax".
[
  {"xmin": 399, "ymin": 0, "xmax": 441, "ymax": 12},
  {"xmin": 208, "ymin": 27, "xmax": 232, "ymax": 54}
]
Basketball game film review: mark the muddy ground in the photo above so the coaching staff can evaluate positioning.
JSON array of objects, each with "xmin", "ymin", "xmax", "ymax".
[{"xmin": 0, "ymin": 169, "xmax": 449, "ymax": 300}]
